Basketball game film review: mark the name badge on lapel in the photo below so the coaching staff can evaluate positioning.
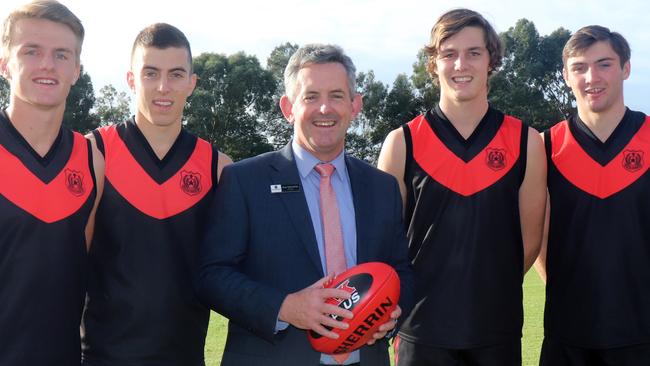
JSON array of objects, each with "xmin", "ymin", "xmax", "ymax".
[{"xmin": 270, "ymin": 184, "xmax": 301, "ymax": 194}]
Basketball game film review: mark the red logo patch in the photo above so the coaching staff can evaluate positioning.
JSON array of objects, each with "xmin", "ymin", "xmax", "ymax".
[
  {"xmin": 486, "ymin": 148, "xmax": 507, "ymax": 171},
  {"xmin": 65, "ymin": 169, "xmax": 84, "ymax": 196},
  {"xmin": 333, "ymin": 280, "xmax": 357, "ymax": 305},
  {"xmin": 622, "ymin": 150, "xmax": 644, "ymax": 172},
  {"xmin": 180, "ymin": 170, "xmax": 202, "ymax": 196}
]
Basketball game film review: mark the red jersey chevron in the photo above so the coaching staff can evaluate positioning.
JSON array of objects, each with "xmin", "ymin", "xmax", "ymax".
[
  {"xmin": 98, "ymin": 125, "xmax": 213, "ymax": 219},
  {"xmin": 550, "ymin": 118, "xmax": 650, "ymax": 199},
  {"xmin": 0, "ymin": 132, "xmax": 93, "ymax": 223},
  {"xmin": 409, "ymin": 114, "xmax": 522, "ymax": 196}
]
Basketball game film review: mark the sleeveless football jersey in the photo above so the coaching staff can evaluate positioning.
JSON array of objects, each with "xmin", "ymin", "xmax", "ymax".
[
  {"xmin": 398, "ymin": 106, "xmax": 527, "ymax": 348},
  {"xmin": 0, "ymin": 110, "xmax": 96, "ymax": 365},
  {"xmin": 82, "ymin": 119, "xmax": 217, "ymax": 365},
  {"xmin": 544, "ymin": 109, "xmax": 650, "ymax": 348}
]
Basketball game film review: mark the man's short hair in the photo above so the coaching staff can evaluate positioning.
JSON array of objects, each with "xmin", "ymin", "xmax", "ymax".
[
  {"xmin": 562, "ymin": 25, "xmax": 630, "ymax": 68},
  {"xmin": 424, "ymin": 8, "xmax": 503, "ymax": 84},
  {"xmin": 2, "ymin": 0, "xmax": 84, "ymax": 62},
  {"xmin": 283, "ymin": 43, "xmax": 357, "ymax": 101},
  {"xmin": 131, "ymin": 23, "xmax": 193, "ymax": 72}
]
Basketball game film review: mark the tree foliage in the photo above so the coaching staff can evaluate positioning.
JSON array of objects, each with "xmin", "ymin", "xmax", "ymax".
[
  {"xmin": 490, "ymin": 19, "xmax": 574, "ymax": 130},
  {"xmin": 95, "ymin": 84, "xmax": 131, "ymax": 126},
  {"xmin": 264, "ymin": 42, "xmax": 299, "ymax": 149},
  {"xmin": 185, "ymin": 51, "xmax": 276, "ymax": 161},
  {"xmin": 411, "ymin": 49, "xmax": 440, "ymax": 111},
  {"xmin": 64, "ymin": 66, "xmax": 98, "ymax": 133},
  {"xmin": 0, "ymin": 76, "xmax": 8, "ymax": 109}
]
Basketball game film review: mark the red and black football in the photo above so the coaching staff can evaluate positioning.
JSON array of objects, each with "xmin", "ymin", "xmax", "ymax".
[{"xmin": 308, "ymin": 261, "xmax": 401, "ymax": 355}]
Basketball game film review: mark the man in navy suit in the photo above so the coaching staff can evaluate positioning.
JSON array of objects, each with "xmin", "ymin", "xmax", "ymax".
[{"xmin": 197, "ymin": 44, "xmax": 414, "ymax": 366}]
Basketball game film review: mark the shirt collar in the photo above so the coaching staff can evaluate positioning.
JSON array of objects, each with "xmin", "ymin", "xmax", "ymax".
[{"xmin": 291, "ymin": 139, "xmax": 347, "ymax": 180}]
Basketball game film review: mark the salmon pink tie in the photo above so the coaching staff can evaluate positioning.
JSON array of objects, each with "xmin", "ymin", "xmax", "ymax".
[
  {"xmin": 314, "ymin": 163, "xmax": 348, "ymax": 276},
  {"xmin": 315, "ymin": 163, "xmax": 350, "ymax": 365}
]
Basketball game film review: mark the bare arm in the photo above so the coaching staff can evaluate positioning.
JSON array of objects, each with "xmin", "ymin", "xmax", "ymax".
[
  {"xmin": 84, "ymin": 133, "xmax": 105, "ymax": 250},
  {"xmin": 377, "ymin": 128, "xmax": 407, "ymax": 213},
  {"xmin": 519, "ymin": 127, "xmax": 547, "ymax": 273},
  {"xmin": 533, "ymin": 197, "xmax": 550, "ymax": 283}
]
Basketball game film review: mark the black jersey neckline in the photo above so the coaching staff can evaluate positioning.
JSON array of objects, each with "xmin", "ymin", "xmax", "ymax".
[
  {"xmin": 113, "ymin": 118, "xmax": 197, "ymax": 184},
  {"xmin": 569, "ymin": 108, "xmax": 646, "ymax": 166},
  {"xmin": 0, "ymin": 109, "xmax": 72, "ymax": 184},
  {"xmin": 426, "ymin": 104, "xmax": 505, "ymax": 163}
]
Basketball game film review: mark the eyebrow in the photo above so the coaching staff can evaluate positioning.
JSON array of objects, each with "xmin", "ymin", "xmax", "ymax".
[
  {"xmin": 22, "ymin": 43, "xmax": 74, "ymax": 54},
  {"xmin": 595, "ymin": 57, "xmax": 616, "ymax": 63},
  {"xmin": 142, "ymin": 65, "xmax": 188, "ymax": 73},
  {"xmin": 569, "ymin": 57, "xmax": 616, "ymax": 67},
  {"xmin": 439, "ymin": 45, "xmax": 485, "ymax": 52}
]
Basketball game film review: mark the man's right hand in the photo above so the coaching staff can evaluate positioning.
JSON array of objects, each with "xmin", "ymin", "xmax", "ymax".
[{"xmin": 278, "ymin": 275, "xmax": 353, "ymax": 339}]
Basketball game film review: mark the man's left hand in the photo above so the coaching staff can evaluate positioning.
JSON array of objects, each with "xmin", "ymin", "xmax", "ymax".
[{"xmin": 366, "ymin": 305, "xmax": 401, "ymax": 345}]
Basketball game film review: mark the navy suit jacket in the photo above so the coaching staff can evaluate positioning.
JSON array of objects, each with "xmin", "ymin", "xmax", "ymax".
[{"xmin": 197, "ymin": 144, "xmax": 414, "ymax": 366}]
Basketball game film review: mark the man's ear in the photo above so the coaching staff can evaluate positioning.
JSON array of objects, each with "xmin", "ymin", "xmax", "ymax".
[
  {"xmin": 279, "ymin": 95, "xmax": 294, "ymax": 124},
  {"xmin": 1, "ymin": 57, "xmax": 10, "ymax": 80},
  {"xmin": 622, "ymin": 61, "xmax": 631, "ymax": 80},
  {"xmin": 71, "ymin": 63, "xmax": 81, "ymax": 86},
  {"xmin": 126, "ymin": 70, "xmax": 136, "ymax": 92},
  {"xmin": 351, "ymin": 94, "xmax": 363, "ymax": 119},
  {"xmin": 187, "ymin": 73, "xmax": 198, "ymax": 97}
]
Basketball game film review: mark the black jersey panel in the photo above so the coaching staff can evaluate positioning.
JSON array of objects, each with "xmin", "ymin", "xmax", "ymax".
[
  {"xmin": 83, "ymin": 183, "xmax": 212, "ymax": 365},
  {"xmin": 399, "ymin": 110, "xmax": 526, "ymax": 348},
  {"xmin": 83, "ymin": 125, "xmax": 216, "ymax": 365},
  {"xmin": 545, "ymin": 113, "xmax": 650, "ymax": 347},
  {"xmin": 0, "ymin": 128, "xmax": 95, "ymax": 365}
]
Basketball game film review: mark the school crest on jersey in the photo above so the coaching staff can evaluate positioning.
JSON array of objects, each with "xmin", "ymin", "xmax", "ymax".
[
  {"xmin": 65, "ymin": 168, "xmax": 85, "ymax": 196},
  {"xmin": 180, "ymin": 170, "xmax": 202, "ymax": 196},
  {"xmin": 485, "ymin": 148, "xmax": 507, "ymax": 171},
  {"xmin": 622, "ymin": 150, "xmax": 644, "ymax": 172}
]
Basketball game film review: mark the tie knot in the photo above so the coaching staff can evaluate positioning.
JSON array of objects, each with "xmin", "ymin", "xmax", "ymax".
[{"xmin": 315, "ymin": 163, "xmax": 335, "ymax": 178}]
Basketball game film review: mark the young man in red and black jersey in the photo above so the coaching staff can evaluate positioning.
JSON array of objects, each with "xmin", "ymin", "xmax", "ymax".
[
  {"xmin": 0, "ymin": 1, "xmax": 100, "ymax": 365},
  {"xmin": 535, "ymin": 26, "xmax": 650, "ymax": 366},
  {"xmin": 81, "ymin": 23, "xmax": 231, "ymax": 366},
  {"xmin": 378, "ymin": 8, "xmax": 546, "ymax": 366}
]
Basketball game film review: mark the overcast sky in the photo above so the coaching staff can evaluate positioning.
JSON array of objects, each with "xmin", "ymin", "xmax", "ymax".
[{"xmin": 2, "ymin": 0, "xmax": 649, "ymax": 113}]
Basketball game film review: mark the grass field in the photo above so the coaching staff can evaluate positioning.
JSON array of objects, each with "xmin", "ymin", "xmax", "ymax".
[{"xmin": 204, "ymin": 271, "xmax": 546, "ymax": 366}]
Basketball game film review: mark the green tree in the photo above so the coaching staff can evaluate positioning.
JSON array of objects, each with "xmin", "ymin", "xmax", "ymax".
[
  {"xmin": 371, "ymin": 73, "xmax": 419, "ymax": 146},
  {"xmin": 0, "ymin": 76, "xmax": 8, "ymax": 109},
  {"xmin": 185, "ymin": 52, "xmax": 276, "ymax": 161},
  {"xmin": 64, "ymin": 65, "xmax": 98, "ymax": 133},
  {"xmin": 348, "ymin": 70, "xmax": 388, "ymax": 163},
  {"xmin": 411, "ymin": 49, "xmax": 440, "ymax": 110},
  {"xmin": 356, "ymin": 70, "xmax": 387, "ymax": 131},
  {"xmin": 264, "ymin": 42, "xmax": 299, "ymax": 149},
  {"xmin": 94, "ymin": 84, "xmax": 131, "ymax": 126},
  {"xmin": 490, "ymin": 19, "xmax": 573, "ymax": 130}
]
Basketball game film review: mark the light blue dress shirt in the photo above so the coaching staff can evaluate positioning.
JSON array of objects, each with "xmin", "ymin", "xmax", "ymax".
[
  {"xmin": 292, "ymin": 140, "xmax": 357, "ymax": 273},
  {"xmin": 281, "ymin": 140, "xmax": 360, "ymax": 365}
]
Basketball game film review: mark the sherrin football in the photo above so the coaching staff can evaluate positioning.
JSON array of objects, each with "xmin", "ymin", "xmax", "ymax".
[{"xmin": 308, "ymin": 262, "xmax": 401, "ymax": 355}]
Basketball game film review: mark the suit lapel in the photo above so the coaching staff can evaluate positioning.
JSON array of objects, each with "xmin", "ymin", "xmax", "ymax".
[
  {"xmin": 270, "ymin": 144, "xmax": 324, "ymax": 276},
  {"xmin": 346, "ymin": 155, "xmax": 372, "ymax": 264}
]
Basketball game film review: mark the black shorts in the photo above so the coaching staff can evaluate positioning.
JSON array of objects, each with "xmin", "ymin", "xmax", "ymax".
[
  {"xmin": 540, "ymin": 337, "xmax": 650, "ymax": 366},
  {"xmin": 395, "ymin": 336, "xmax": 521, "ymax": 366}
]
